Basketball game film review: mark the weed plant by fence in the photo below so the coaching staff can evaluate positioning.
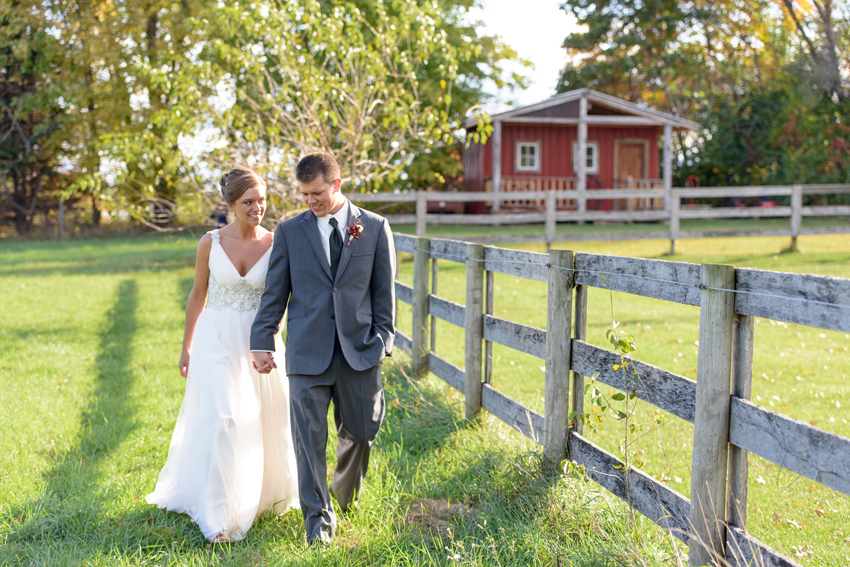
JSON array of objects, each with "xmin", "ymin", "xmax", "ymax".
[
  {"xmin": 390, "ymin": 232, "xmax": 850, "ymax": 567},
  {"xmin": 352, "ymin": 184, "xmax": 850, "ymax": 252}
]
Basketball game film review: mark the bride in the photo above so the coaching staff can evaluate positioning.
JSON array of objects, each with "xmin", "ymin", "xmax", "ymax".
[{"xmin": 147, "ymin": 167, "xmax": 299, "ymax": 542}]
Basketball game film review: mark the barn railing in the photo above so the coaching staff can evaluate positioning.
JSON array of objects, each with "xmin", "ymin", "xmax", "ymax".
[
  {"xmin": 498, "ymin": 176, "xmax": 577, "ymax": 210},
  {"xmin": 390, "ymin": 232, "xmax": 850, "ymax": 567},
  {"xmin": 349, "ymin": 184, "xmax": 850, "ymax": 251}
]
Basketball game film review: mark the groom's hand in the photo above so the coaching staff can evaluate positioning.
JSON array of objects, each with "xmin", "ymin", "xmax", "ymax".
[{"xmin": 251, "ymin": 352, "xmax": 277, "ymax": 374}]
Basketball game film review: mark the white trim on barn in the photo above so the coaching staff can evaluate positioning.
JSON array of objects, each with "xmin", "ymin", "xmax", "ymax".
[
  {"xmin": 572, "ymin": 141, "xmax": 599, "ymax": 175},
  {"xmin": 462, "ymin": 88, "xmax": 700, "ymax": 131},
  {"xmin": 515, "ymin": 141, "xmax": 541, "ymax": 172}
]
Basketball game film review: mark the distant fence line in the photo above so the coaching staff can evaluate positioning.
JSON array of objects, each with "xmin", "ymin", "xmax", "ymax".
[
  {"xmin": 350, "ymin": 184, "xmax": 850, "ymax": 251},
  {"xmin": 390, "ymin": 232, "xmax": 850, "ymax": 567}
]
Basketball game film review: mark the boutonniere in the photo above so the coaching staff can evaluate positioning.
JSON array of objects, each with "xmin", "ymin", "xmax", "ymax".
[{"xmin": 346, "ymin": 219, "xmax": 364, "ymax": 247}]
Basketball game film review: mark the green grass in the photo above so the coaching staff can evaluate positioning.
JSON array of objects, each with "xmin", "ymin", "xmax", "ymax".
[
  {"xmin": 1, "ymin": 229, "xmax": 848, "ymax": 565},
  {"xmin": 0, "ymin": 232, "xmax": 685, "ymax": 566},
  {"xmin": 394, "ymin": 232, "xmax": 850, "ymax": 566}
]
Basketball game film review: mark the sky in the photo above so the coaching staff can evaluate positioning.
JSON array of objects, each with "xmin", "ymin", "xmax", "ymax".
[{"xmin": 468, "ymin": 0, "xmax": 580, "ymax": 112}]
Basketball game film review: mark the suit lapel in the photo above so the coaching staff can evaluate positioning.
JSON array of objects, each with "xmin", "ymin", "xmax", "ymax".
[
  {"xmin": 300, "ymin": 210, "xmax": 333, "ymax": 280},
  {"xmin": 334, "ymin": 202, "xmax": 361, "ymax": 282}
]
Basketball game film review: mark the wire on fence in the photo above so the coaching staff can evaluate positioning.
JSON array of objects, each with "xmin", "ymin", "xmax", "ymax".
[{"xmin": 408, "ymin": 247, "xmax": 848, "ymax": 309}]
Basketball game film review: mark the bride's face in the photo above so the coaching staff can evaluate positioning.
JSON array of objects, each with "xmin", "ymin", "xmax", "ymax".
[{"xmin": 229, "ymin": 185, "xmax": 266, "ymax": 226}]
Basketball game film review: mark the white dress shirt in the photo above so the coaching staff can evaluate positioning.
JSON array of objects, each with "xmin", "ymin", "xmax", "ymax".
[{"xmin": 316, "ymin": 198, "xmax": 349, "ymax": 266}]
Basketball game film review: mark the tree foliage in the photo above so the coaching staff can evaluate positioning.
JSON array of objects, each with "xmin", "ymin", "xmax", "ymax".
[
  {"xmin": 0, "ymin": 1, "xmax": 68, "ymax": 236},
  {"xmin": 557, "ymin": 0, "xmax": 850, "ymax": 187},
  {"xmin": 0, "ymin": 0, "xmax": 522, "ymax": 235},
  {"xmin": 207, "ymin": 0, "xmax": 519, "ymax": 210}
]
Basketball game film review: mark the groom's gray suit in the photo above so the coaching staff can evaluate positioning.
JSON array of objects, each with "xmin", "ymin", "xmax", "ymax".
[{"xmin": 250, "ymin": 199, "xmax": 395, "ymax": 542}]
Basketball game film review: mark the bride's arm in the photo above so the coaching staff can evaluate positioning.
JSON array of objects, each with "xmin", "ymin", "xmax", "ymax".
[{"xmin": 179, "ymin": 234, "xmax": 213, "ymax": 377}]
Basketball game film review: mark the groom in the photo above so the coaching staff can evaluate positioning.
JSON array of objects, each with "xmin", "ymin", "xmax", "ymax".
[{"xmin": 250, "ymin": 152, "xmax": 395, "ymax": 545}]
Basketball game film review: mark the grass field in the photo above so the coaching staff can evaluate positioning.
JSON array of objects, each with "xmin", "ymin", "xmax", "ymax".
[
  {"xmin": 393, "ymin": 231, "xmax": 850, "ymax": 566},
  {"xmin": 0, "ymin": 229, "xmax": 848, "ymax": 565}
]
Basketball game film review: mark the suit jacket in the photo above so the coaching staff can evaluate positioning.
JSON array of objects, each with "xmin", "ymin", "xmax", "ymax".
[{"xmin": 250, "ymin": 201, "xmax": 396, "ymax": 375}]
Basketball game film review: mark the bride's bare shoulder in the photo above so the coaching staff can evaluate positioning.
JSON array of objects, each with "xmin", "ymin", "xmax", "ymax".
[
  {"xmin": 260, "ymin": 228, "xmax": 274, "ymax": 248},
  {"xmin": 195, "ymin": 232, "xmax": 214, "ymax": 259}
]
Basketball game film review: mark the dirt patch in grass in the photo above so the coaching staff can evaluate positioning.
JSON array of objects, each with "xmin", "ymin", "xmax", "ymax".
[{"xmin": 404, "ymin": 498, "xmax": 472, "ymax": 539}]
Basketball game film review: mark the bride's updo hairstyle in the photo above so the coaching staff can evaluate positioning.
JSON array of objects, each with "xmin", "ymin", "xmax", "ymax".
[{"xmin": 219, "ymin": 167, "xmax": 264, "ymax": 204}]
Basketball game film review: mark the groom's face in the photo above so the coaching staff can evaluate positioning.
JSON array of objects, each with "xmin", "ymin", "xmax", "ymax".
[{"xmin": 299, "ymin": 176, "xmax": 344, "ymax": 218}]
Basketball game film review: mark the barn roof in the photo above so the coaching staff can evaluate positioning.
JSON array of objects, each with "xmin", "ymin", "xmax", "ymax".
[{"xmin": 463, "ymin": 88, "xmax": 700, "ymax": 131}]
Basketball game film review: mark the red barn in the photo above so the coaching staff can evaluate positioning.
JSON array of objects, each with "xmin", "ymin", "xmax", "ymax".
[{"xmin": 462, "ymin": 89, "xmax": 699, "ymax": 214}]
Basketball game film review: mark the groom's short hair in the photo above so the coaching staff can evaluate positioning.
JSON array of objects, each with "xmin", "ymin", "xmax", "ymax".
[{"xmin": 295, "ymin": 152, "xmax": 340, "ymax": 185}]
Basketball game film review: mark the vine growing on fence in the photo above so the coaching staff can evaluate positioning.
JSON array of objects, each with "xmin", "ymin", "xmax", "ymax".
[{"xmin": 567, "ymin": 273, "xmax": 673, "ymax": 494}]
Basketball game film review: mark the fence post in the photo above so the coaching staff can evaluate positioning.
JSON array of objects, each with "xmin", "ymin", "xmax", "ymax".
[
  {"xmin": 669, "ymin": 188, "xmax": 680, "ymax": 255},
  {"xmin": 663, "ymin": 124, "xmax": 673, "ymax": 211},
  {"xmin": 430, "ymin": 258, "xmax": 438, "ymax": 354},
  {"xmin": 545, "ymin": 190, "xmax": 557, "ymax": 252},
  {"xmin": 465, "ymin": 243, "xmax": 485, "ymax": 420},
  {"xmin": 394, "ymin": 250, "xmax": 401, "ymax": 331},
  {"xmin": 689, "ymin": 263, "xmax": 736, "ymax": 566},
  {"xmin": 58, "ymin": 198, "xmax": 66, "ymax": 239},
  {"xmin": 790, "ymin": 184, "xmax": 802, "ymax": 251},
  {"xmin": 571, "ymin": 284, "xmax": 588, "ymax": 434},
  {"xmin": 727, "ymin": 313, "xmax": 754, "ymax": 529},
  {"xmin": 484, "ymin": 269, "xmax": 495, "ymax": 385},
  {"xmin": 416, "ymin": 191, "xmax": 427, "ymax": 237},
  {"xmin": 411, "ymin": 237, "xmax": 430, "ymax": 375},
  {"xmin": 545, "ymin": 249, "xmax": 574, "ymax": 460}
]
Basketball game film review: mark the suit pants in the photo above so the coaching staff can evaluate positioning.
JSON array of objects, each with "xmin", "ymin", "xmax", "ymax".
[{"xmin": 288, "ymin": 337, "xmax": 385, "ymax": 543}]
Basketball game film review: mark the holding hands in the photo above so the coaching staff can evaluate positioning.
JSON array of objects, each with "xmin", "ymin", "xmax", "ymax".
[{"xmin": 252, "ymin": 352, "xmax": 277, "ymax": 374}]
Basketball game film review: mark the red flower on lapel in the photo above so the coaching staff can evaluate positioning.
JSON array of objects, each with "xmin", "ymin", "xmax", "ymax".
[{"xmin": 346, "ymin": 219, "xmax": 364, "ymax": 247}]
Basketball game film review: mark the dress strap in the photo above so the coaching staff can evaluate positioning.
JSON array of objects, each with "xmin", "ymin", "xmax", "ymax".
[{"xmin": 209, "ymin": 229, "xmax": 221, "ymax": 245}]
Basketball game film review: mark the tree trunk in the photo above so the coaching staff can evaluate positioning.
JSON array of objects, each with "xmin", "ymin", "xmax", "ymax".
[{"xmin": 92, "ymin": 196, "xmax": 101, "ymax": 226}]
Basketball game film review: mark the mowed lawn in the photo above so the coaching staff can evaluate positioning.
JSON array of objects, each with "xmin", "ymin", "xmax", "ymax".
[
  {"xmin": 393, "ymin": 230, "xmax": 850, "ymax": 566},
  {"xmin": 0, "ymin": 228, "xmax": 847, "ymax": 566}
]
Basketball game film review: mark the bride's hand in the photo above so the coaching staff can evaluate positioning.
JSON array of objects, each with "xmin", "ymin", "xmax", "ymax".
[{"xmin": 179, "ymin": 350, "xmax": 190, "ymax": 378}]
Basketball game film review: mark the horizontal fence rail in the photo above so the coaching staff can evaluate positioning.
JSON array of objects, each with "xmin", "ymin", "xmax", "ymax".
[
  {"xmin": 571, "ymin": 340, "xmax": 697, "ymax": 423},
  {"xmin": 391, "ymin": 231, "xmax": 850, "ymax": 567},
  {"xmin": 351, "ymin": 185, "xmax": 850, "ymax": 251}
]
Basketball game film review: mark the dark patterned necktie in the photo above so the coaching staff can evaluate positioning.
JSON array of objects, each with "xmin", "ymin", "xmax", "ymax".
[{"xmin": 328, "ymin": 217, "xmax": 342, "ymax": 279}]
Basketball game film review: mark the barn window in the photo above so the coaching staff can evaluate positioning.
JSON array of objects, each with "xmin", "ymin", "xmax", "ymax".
[
  {"xmin": 515, "ymin": 141, "xmax": 541, "ymax": 172},
  {"xmin": 572, "ymin": 141, "xmax": 600, "ymax": 174}
]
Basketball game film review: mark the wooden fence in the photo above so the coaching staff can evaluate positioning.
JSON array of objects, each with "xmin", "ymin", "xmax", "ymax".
[
  {"xmin": 351, "ymin": 184, "xmax": 850, "ymax": 251},
  {"xmin": 390, "ymin": 232, "xmax": 850, "ymax": 567}
]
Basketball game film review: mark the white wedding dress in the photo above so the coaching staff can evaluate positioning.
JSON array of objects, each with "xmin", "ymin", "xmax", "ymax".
[{"xmin": 147, "ymin": 229, "xmax": 299, "ymax": 541}]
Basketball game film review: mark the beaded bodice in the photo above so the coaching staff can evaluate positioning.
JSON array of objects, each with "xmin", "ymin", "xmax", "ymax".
[
  {"xmin": 205, "ymin": 230, "xmax": 270, "ymax": 312},
  {"xmin": 207, "ymin": 273, "xmax": 264, "ymax": 311}
]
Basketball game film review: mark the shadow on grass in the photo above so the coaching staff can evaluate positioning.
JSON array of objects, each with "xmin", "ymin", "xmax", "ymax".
[
  {"xmin": 371, "ymin": 365, "xmax": 565, "ymax": 548},
  {"xmin": 5, "ymin": 280, "xmax": 143, "ymax": 551},
  {"xmin": 313, "ymin": 363, "xmax": 657, "ymax": 566}
]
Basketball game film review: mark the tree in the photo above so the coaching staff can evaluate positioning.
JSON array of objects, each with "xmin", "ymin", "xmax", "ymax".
[
  {"xmin": 557, "ymin": 0, "xmax": 849, "ymax": 187},
  {"xmin": 208, "ymin": 1, "xmax": 495, "ymax": 197},
  {"xmin": 91, "ymin": 0, "xmax": 219, "ymax": 226},
  {"xmin": 4, "ymin": 0, "xmax": 525, "ymax": 234},
  {"xmin": 779, "ymin": 0, "xmax": 846, "ymax": 100},
  {"xmin": 556, "ymin": 0, "xmax": 787, "ymax": 115},
  {"xmin": 0, "ymin": 1, "xmax": 69, "ymax": 236},
  {"xmin": 379, "ymin": 0, "xmax": 527, "ymax": 192}
]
